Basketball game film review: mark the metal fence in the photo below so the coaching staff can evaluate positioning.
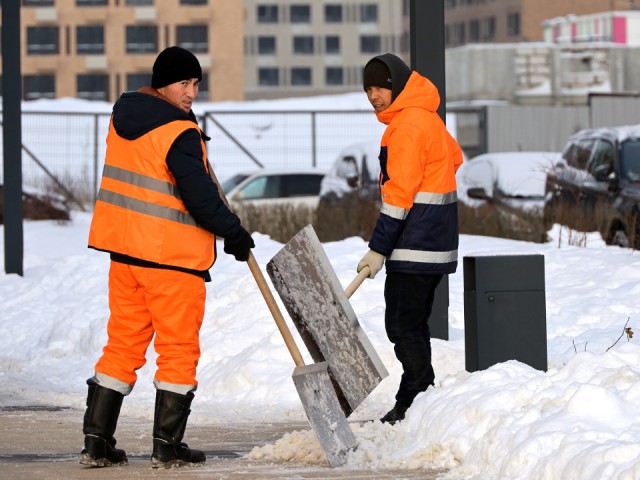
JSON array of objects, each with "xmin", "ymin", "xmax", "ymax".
[
  {"xmin": 3, "ymin": 97, "xmax": 638, "ymax": 209},
  {"xmin": 201, "ymin": 110, "xmax": 384, "ymax": 183},
  {"xmin": 0, "ymin": 110, "xmax": 385, "ymax": 208}
]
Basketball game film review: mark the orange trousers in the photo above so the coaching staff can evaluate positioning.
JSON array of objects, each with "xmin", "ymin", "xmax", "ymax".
[{"xmin": 95, "ymin": 261, "xmax": 206, "ymax": 388}]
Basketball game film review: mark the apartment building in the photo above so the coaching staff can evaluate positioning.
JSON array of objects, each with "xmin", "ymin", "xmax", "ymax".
[
  {"xmin": 243, "ymin": 0, "xmax": 409, "ymax": 100},
  {"xmin": 6, "ymin": 0, "xmax": 244, "ymax": 103},
  {"xmin": 444, "ymin": 0, "xmax": 639, "ymax": 47},
  {"xmin": 544, "ymin": 10, "xmax": 640, "ymax": 45}
]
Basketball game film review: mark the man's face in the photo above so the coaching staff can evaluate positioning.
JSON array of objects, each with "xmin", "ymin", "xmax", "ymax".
[
  {"xmin": 157, "ymin": 78, "xmax": 200, "ymax": 113},
  {"xmin": 366, "ymin": 86, "xmax": 392, "ymax": 113}
]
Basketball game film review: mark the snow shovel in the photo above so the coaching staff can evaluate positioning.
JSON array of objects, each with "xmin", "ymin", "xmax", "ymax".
[
  {"xmin": 266, "ymin": 224, "xmax": 389, "ymax": 417},
  {"xmin": 208, "ymin": 166, "xmax": 357, "ymax": 467}
]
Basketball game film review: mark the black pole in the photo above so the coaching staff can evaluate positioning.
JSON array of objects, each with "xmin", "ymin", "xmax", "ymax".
[
  {"xmin": 409, "ymin": 1, "xmax": 446, "ymax": 123},
  {"xmin": 409, "ymin": 1, "xmax": 449, "ymax": 340},
  {"xmin": 2, "ymin": 3, "xmax": 24, "ymax": 276}
]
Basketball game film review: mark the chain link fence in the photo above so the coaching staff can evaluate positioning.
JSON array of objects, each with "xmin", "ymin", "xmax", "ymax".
[{"xmin": 0, "ymin": 109, "xmax": 386, "ymax": 209}]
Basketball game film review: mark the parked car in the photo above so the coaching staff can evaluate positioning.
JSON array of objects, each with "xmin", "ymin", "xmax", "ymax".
[
  {"xmin": 457, "ymin": 151, "xmax": 561, "ymax": 212},
  {"xmin": 316, "ymin": 141, "xmax": 381, "ymax": 241},
  {"xmin": 456, "ymin": 151, "xmax": 561, "ymax": 243},
  {"xmin": 220, "ymin": 169, "xmax": 325, "ymax": 208},
  {"xmin": 319, "ymin": 140, "xmax": 381, "ymax": 205},
  {"xmin": 543, "ymin": 124, "xmax": 640, "ymax": 248}
]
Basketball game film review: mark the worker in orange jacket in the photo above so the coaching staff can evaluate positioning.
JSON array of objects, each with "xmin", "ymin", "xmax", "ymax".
[
  {"xmin": 81, "ymin": 46, "xmax": 254, "ymax": 468},
  {"xmin": 357, "ymin": 53, "xmax": 463, "ymax": 424}
]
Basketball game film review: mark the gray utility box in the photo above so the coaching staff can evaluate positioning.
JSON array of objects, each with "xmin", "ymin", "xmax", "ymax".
[{"xmin": 464, "ymin": 254, "xmax": 547, "ymax": 372}]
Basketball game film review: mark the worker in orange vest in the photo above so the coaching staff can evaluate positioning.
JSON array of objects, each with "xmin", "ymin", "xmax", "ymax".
[
  {"xmin": 357, "ymin": 53, "xmax": 463, "ymax": 424},
  {"xmin": 81, "ymin": 46, "xmax": 254, "ymax": 468}
]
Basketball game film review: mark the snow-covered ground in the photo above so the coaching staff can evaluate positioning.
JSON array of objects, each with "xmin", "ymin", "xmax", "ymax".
[{"xmin": 1, "ymin": 213, "xmax": 639, "ymax": 479}]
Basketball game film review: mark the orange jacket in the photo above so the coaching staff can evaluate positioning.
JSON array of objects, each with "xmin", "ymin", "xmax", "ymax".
[
  {"xmin": 369, "ymin": 71, "xmax": 463, "ymax": 275},
  {"xmin": 88, "ymin": 119, "xmax": 216, "ymax": 271}
]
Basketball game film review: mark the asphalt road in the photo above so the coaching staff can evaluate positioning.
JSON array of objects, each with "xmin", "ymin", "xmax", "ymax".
[{"xmin": 0, "ymin": 405, "xmax": 443, "ymax": 480}]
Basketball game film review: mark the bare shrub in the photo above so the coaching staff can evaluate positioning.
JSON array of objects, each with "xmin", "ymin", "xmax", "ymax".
[
  {"xmin": 0, "ymin": 185, "xmax": 70, "ymax": 224},
  {"xmin": 233, "ymin": 202, "xmax": 317, "ymax": 243},
  {"xmin": 458, "ymin": 202, "xmax": 548, "ymax": 243},
  {"xmin": 233, "ymin": 199, "xmax": 550, "ymax": 246},
  {"xmin": 314, "ymin": 192, "xmax": 379, "ymax": 242}
]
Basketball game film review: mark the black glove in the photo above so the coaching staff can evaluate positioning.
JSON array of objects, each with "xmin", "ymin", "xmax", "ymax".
[{"xmin": 223, "ymin": 227, "xmax": 255, "ymax": 262}]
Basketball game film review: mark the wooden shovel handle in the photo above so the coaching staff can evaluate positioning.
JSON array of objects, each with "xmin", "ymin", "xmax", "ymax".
[
  {"xmin": 207, "ymin": 162, "xmax": 305, "ymax": 367},
  {"xmin": 345, "ymin": 266, "xmax": 371, "ymax": 299},
  {"xmin": 246, "ymin": 253, "xmax": 305, "ymax": 367}
]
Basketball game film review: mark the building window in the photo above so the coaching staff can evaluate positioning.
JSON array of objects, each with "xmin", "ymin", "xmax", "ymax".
[
  {"xmin": 176, "ymin": 25, "xmax": 208, "ymax": 53},
  {"xmin": 126, "ymin": 73, "xmax": 150, "ymax": 91},
  {"xmin": 77, "ymin": 74, "xmax": 109, "ymax": 101},
  {"xmin": 325, "ymin": 4, "xmax": 342, "ymax": 23},
  {"xmin": 325, "ymin": 35, "xmax": 340, "ymax": 54},
  {"xmin": 360, "ymin": 4, "xmax": 378, "ymax": 23},
  {"xmin": 126, "ymin": 0, "xmax": 153, "ymax": 5},
  {"xmin": 126, "ymin": 26, "xmax": 158, "ymax": 54},
  {"xmin": 326, "ymin": 67, "xmax": 343, "ymax": 86},
  {"xmin": 258, "ymin": 68, "xmax": 279, "ymax": 86},
  {"xmin": 293, "ymin": 36, "xmax": 314, "ymax": 54},
  {"xmin": 23, "ymin": 74, "xmax": 55, "ymax": 100},
  {"xmin": 76, "ymin": 0, "xmax": 108, "ymax": 5},
  {"xmin": 507, "ymin": 13, "xmax": 520, "ymax": 37},
  {"xmin": 290, "ymin": 5, "xmax": 310, "ymax": 23},
  {"xmin": 181, "ymin": 0, "xmax": 207, "ymax": 4},
  {"xmin": 360, "ymin": 35, "xmax": 380, "ymax": 54},
  {"xmin": 482, "ymin": 16, "xmax": 495, "ymax": 40},
  {"xmin": 76, "ymin": 26, "xmax": 104, "ymax": 55},
  {"xmin": 291, "ymin": 67, "xmax": 311, "ymax": 86},
  {"xmin": 27, "ymin": 27, "xmax": 59, "ymax": 55},
  {"xmin": 23, "ymin": 0, "xmax": 54, "ymax": 6},
  {"xmin": 258, "ymin": 36, "xmax": 276, "ymax": 55},
  {"xmin": 198, "ymin": 73, "xmax": 209, "ymax": 99},
  {"xmin": 257, "ymin": 4, "xmax": 278, "ymax": 23},
  {"xmin": 469, "ymin": 19, "xmax": 479, "ymax": 42},
  {"xmin": 452, "ymin": 22, "xmax": 465, "ymax": 45}
]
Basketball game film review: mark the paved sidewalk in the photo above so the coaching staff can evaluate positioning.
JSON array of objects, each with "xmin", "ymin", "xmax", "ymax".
[{"xmin": 0, "ymin": 406, "xmax": 442, "ymax": 480}]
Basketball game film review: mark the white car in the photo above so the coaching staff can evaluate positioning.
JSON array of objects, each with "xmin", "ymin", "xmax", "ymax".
[
  {"xmin": 319, "ymin": 140, "xmax": 381, "ymax": 205},
  {"xmin": 220, "ymin": 169, "xmax": 325, "ymax": 208},
  {"xmin": 457, "ymin": 151, "xmax": 562, "ymax": 212}
]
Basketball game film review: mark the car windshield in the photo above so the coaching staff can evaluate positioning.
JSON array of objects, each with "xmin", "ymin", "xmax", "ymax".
[
  {"xmin": 620, "ymin": 140, "xmax": 640, "ymax": 182},
  {"xmin": 220, "ymin": 174, "xmax": 250, "ymax": 193}
]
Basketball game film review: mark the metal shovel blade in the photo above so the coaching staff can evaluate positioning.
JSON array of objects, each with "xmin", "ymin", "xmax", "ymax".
[
  {"xmin": 292, "ymin": 361, "xmax": 357, "ymax": 467},
  {"xmin": 267, "ymin": 225, "xmax": 388, "ymax": 417}
]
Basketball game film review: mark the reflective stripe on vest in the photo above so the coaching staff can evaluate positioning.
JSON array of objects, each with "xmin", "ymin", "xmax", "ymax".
[
  {"xmin": 102, "ymin": 164, "xmax": 181, "ymax": 199},
  {"xmin": 380, "ymin": 202, "xmax": 408, "ymax": 220},
  {"xmin": 414, "ymin": 191, "xmax": 457, "ymax": 205},
  {"xmin": 380, "ymin": 190, "xmax": 458, "ymax": 220},
  {"xmin": 97, "ymin": 189, "xmax": 198, "ymax": 227},
  {"xmin": 389, "ymin": 248, "xmax": 458, "ymax": 264}
]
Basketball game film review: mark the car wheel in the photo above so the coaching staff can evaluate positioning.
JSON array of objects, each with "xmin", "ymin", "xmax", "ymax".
[{"xmin": 610, "ymin": 229, "xmax": 629, "ymax": 248}]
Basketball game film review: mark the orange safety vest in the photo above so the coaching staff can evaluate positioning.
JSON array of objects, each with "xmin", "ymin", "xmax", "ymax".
[{"xmin": 88, "ymin": 119, "xmax": 216, "ymax": 271}]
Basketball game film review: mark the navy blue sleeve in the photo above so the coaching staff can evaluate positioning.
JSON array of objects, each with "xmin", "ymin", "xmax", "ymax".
[
  {"xmin": 368, "ymin": 214, "xmax": 404, "ymax": 256},
  {"xmin": 166, "ymin": 129, "xmax": 244, "ymax": 240}
]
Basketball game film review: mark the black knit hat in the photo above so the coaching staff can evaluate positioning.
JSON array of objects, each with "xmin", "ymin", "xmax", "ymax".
[
  {"xmin": 363, "ymin": 59, "xmax": 392, "ymax": 91},
  {"xmin": 364, "ymin": 54, "xmax": 412, "ymax": 102},
  {"xmin": 151, "ymin": 46, "xmax": 202, "ymax": 89}
]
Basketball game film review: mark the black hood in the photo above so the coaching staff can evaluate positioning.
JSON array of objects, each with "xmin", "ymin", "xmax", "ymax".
[
  {"xmin": 111, "ymin": 90, "xmax": 199, "ymax": 141},
  {"xmin": 364, "ymin": 53, "xmax": 412, "ymax": 102}
]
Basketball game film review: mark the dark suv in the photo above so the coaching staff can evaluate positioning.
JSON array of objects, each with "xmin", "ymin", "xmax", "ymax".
[{"xmin": 544, "ymin": 124, "xmax": 640, "ymax": 248}]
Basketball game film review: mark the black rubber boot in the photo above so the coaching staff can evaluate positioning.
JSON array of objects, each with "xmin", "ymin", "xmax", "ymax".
[
  {"xmin": 79, "ymin": 381, "xmax": 128, "ymax": 467},
  {"xmin": 151, "ymin": 389, "xmax": 206, "ymax": 468},
  {"xmin": 380, "ymin": 396, "xmax": 415, "ymax": 425},
  {"xmin": 380, "ymin": 404, "xmax": 408, "ymax": 425}
]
